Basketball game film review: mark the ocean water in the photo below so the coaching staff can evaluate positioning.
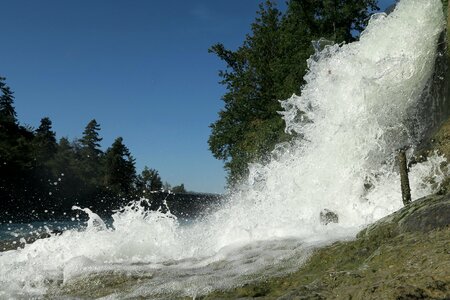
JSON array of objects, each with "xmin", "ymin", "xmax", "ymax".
[
  {"xmin": 0, "ymin": 220, "xmax": 83, "ymax": 241},
  {"xmin": 0, "ymin": 0, "xmax": 446, "ymax": 298}
]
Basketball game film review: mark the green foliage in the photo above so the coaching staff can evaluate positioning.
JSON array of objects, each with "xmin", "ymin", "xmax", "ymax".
[
  {"xmin": 162, "ymin": 181, "xmax": 172, "ymax": 191},
  {"xmin": 172, "ymin": 183, "xmax": 186, "ymax": 193},
  {"xmin": 80, "ymin": 119, "xmax": 103, "ymax": 155},
  {"xmin": 208, "ymin": 1, "xmax": 289, "ymax": 184},
  {"xmin": 209, "ymin": 0, "xmax": 378, "ymax": 185},
  {"xmin": 104, "ymin": 137, "xmax": 136, "ymax": 195},
  {"xmin": 136, "ymin": 166, "xmax": 163, "ymax": 195},
  {"xmin": 79, "ymin": 119, "xmax": 104, "ymax": 187},
  {"xmin": 33, "ymin": 117, "xmax": 57, "ymax": 163},
  {"xmin": 0, "ymin": 76, "xmax": 186, "ymax": 221},
  {"xmin": 288, "ymin": 0, "xmax": 378, "ymax": 43},
  {"xmin": 0, "ymin": 77, "xmax": 17, "ymax": 124},
  {"xmin": 48, "ymin": 137, "xmax": 84, "ymax": 205}
]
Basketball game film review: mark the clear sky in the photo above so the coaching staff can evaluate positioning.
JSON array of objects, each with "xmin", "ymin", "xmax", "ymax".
[{"xmin": 0, "ymin": 0, "xmax": 394, "ymax": 194}]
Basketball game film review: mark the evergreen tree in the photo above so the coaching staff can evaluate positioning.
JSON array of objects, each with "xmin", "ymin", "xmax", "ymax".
[
  {"xmin": 28, "ymin": 117, "xmax": 59, "ymax": 210},
  {"xmin": 0, "ymin": 77, "xmax": 37, "ymax": 218},
  {"xmin": 0, "ymin": 77, "xmax": 17, "ymax": 124},
  {"xmin": 104, "ymin": 137, "xmax": 136, "ymax": 195},
  {"xmin": 80, "ymin": 119, "xmax": 103, "ymax": 159},
  {"xmin": 172, "ymin": 184, "xmax": 186, "ymax": 194},
  {"xmin": 33, "ymin": 117, "xmax": 57, "ymax": 162},
  {"xmin": 52, "ymin": 137, "xmax": 78, "ymax": 173},
  {"xmin": 209, "ymin": 0, "xmax": 379, "ymax": 185},
  {"xmin": 136, "ymin": 166, "xmax": 162, "ymax": 194},
  {"xmin": 49, "ymin": 137, "xmax": 84, "ymax": 205},
  {"xmin": 162, "ymin": 181, "xmax": 171, "ymax": 191},
  {"xmin": 79, "ymin": 119, "xmax": 104, "ymax": 186},
  {"xmin": 209, "ymin": 1, "xmax": 287, "ymax": 184},
  {"xmin": 288, "ymin": 0, "xmax": 378, "ymax": 44}
]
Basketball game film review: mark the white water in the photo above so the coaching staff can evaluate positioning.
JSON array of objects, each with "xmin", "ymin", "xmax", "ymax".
[{"xmin": 0, "ymin": 0, "xmax": 446, "ymax": 298}]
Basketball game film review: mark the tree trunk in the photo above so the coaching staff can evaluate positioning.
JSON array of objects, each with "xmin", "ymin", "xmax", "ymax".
[{"xmin": 397, "ymin": 150, "xmax": 411, "ymax": 206}]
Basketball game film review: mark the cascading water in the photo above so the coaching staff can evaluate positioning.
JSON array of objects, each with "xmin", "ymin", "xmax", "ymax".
[{"xmin": 0, "ymin": 0, "xmax": 447, "ymax": 298}]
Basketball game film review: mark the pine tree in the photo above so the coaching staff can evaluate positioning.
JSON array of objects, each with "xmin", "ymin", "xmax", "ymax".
[
  {"xmin": 79, "ymin": 119, "xmax": 104, "ymax": 186},
  {"xmin": 209, "ymin": 0, "xmax": 379, "ymax": 185},
  {"xmin": 0, "ymin": 77, "xmax": 17, "ymax": 125},
  {"xmin": 80, "ymin": 119, "xmax": 103, "ymax": 159},
  {"xmin": 136, "ymin": 166, "xmax": 162, "ymax": 194},
  {"xmin": 104, "ymin": 137, "xmax": 136, "ymax": 195},
  {"xmin": 172, "ymin": 184, "xmax": 186, "ymax": 193},
  {"xmin": 285, "ymin": 0, "xmax": 378, "ymax": 44},
  {"xmin": 33, "ymin": 117, "xmax": 57, "ymax": 162},
  {"xmin": 208, "ymin": 1, "xmax": 288, "ymax": 184},
  {"xmin": 48, "ymin": 137, "xmax": 84, "ymax": 207}
]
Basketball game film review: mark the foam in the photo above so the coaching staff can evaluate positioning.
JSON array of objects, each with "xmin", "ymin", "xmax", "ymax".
[{"xmin": 0, "ymin": 0, "xmax": 445, "ymax": 298}]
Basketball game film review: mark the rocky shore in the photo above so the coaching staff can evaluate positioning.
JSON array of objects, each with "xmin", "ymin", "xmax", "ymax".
[{"xmin": 200, "ymin": 193, "xmax": 450, "ymax": 299}]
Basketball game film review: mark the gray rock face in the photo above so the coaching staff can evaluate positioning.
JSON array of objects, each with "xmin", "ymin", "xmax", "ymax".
[
  {"xmin": 398, "ymin": 194, "xmax": 450, "ymax": 233},
  {"xmin": 358, "ymin": 193, "xmax": 450, "ymax": 240}
]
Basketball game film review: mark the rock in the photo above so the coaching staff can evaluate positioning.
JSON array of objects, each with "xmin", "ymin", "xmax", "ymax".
[
  {"xmin": 358, "ymin": 193, "xmax": 450, "ymax": 240},
  {"xmin": 200, "ymin": 193, "xmax": 450, "ymax": 300},
  {"xmin": 320, "ymin": 209, "xmax": 339, "ymax": 225}
]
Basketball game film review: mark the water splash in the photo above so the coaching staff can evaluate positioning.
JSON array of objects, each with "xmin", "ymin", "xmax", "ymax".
[
  {"xmin": 0, "ymin": 0, "xmax": 446, "ymax": 298},
  {"xmin": 72, "ymin": 206, "xmax": 107, "ymax": 231}
]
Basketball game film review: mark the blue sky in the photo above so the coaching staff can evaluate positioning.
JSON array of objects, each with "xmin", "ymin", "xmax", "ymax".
[{"xmin": 0, "ymin": 0, "xmax": 394, "ymax": 194}]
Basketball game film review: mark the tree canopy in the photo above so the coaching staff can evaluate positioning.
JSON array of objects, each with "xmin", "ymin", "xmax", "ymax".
[
  {"xmin": 104, "ymin": 137, "xmax": 136, "ymax": 195},
  {"xmin": 208, "ymin": 0, "xmax": 378, "ymax": 185},
  {"xmin": 0, "ymin": 76, "xmax": 17, "ymax": 124},
  {"xmin": 136, "ymin": 167, "xmax": 163, "ymax": 195},
  {"xmin": 0, "ymin": 76, "xmax": 188, "ymax": 221}
]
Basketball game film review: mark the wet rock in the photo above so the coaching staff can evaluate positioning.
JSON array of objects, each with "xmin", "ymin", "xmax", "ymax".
[
  {"xmin": 320, "ymin": 209, "xmax": 339, "ymax": 225},
  {"xmin": 201, "ymin": 193, "xmax": 450, "ymax": 300},
  {"xmin": 400, "ymin": 197, "xmax": 450, "ymax": 233},
  {"xmin": 358, "ymin": 193, "xmax": 450, "ymax": 241}
]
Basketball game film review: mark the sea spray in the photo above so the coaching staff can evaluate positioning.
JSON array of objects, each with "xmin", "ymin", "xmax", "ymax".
[
  {"xmin": 219, "ymin": 0, "xmax": 447, "ymax": 238},
  {"xmin": 0, "ymin": 0, "xmax": 447, "ymax": 298}
]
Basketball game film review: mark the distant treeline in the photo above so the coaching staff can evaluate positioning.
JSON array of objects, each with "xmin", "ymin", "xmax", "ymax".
[{"xmin": 0, "ymin": 77, "xmax": 187, "ymax": 221}]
